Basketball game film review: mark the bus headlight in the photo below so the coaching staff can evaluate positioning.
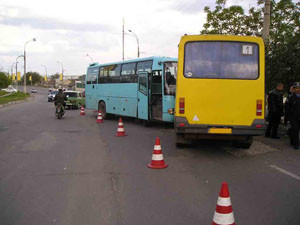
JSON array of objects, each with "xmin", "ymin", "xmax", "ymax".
[{"xmin": 168, "ymin": 108, "xmax": 174, "ymax": 115}]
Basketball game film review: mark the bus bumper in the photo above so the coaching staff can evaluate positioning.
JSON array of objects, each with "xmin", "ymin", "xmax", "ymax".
[{"xmin": 174, "ymin": 117, "xmax": 265, "ymax": 139}]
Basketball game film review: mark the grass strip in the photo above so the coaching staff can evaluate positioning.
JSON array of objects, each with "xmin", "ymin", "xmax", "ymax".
[
  {"xmin": 0, "ymin": 92, "xmax": 30, "ymax": 105},
  {"xmin": 0, "ymin": 91, "xmax": 8, "ymax": 96}
]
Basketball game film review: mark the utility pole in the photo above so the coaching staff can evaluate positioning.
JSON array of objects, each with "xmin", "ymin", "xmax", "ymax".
[
  {"xmin": 263, "ymin": 0, "xmax": 271, "ymax": 42},
  {"xmin": 122, "ymin": 18, "xmax": 125, "ymax": 60}
]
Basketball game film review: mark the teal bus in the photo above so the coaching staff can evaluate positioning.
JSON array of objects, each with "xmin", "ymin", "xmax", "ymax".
[{"xmin": 85, "ymin": 56, "xmax": 177, "ymax": 122}]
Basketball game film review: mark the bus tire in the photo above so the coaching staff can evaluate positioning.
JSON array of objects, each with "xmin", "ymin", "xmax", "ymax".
[
  {"xmin": 175, "ymin": 133, "xmax": 192, "ymax": 147},
  {"xmin": 98, "ymin": 101, "xmax": 109, "ymax": 119},
  {"xmin": 233, "ymin": 136, "xmax": 253, "ymax": 149}
]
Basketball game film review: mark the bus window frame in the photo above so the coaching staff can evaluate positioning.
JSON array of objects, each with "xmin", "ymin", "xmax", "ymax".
[{"xmin": 183, "ymin": 40, "xmax": 260, "ymax": 81}]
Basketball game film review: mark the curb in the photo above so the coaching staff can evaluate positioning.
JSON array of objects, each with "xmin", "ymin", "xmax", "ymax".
[
  {"xmin": 0, "ymin": 92, "xmax": 13, "ymax": 98},
  {"xmin": 0, "ymin": 97, "xmax": 32, "ymax": 109}
]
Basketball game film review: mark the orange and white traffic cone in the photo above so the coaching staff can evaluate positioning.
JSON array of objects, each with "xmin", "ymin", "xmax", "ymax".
[
  {"xmin": 148, "ymin": 137, "xmax": 168, "ymax": 169},
  {"xmin": 115, "ymin": 118, "xmax": 127, "ymax": 137},
  {"xmin": 212, "ymin": 182, "xmax": 236, "ymax": 225},
  {"xmin": 80, "ymin": 106, "xmax": 85, "ymax": 116},
  {"xmin": 96, "ymin": 111, "xmax": 103, "ymax": 123}
]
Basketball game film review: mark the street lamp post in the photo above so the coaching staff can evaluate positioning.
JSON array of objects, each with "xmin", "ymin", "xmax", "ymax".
[
  {"xmin": 57, "ymin": 61, "xmax": 64, "ymax": 87},
  {"xmin": 128, "ymin": 30, "xmax": 140, "ymax": 58},
  {"xmin": 24, "ymin": 38, "xmax": 36, "ymax": 93},
  {"xmin": 85, "ymin": 54, "xmax": 94, "ymax": 63}
]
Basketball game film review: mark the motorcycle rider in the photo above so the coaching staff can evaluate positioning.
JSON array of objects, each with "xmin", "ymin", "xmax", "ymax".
[{"xmin": 54, "ymin": 88, "xmax": 67, "ymax": 113}]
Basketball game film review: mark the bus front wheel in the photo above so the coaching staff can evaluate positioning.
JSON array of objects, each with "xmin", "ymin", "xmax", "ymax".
[{"xmin": 98, "ymin": 101, "xmax": 108, "ymax": 119}]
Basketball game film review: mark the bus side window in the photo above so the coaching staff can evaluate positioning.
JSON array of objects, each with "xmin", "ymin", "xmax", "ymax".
[
  {"xmin": 137, "ymin": 60, "xmax": 153, "ymax": 74},
  {"xmin": 98, "ymin": 67, "xmax": 108, "ymax": 83},
  {"xmin": 109, "ymin": 64, "xmax": 121, "ymax": 83},
  {"xmin": 121, "ymin": 63, "xmax": 137, "ymax": 83},
  {"xmin": 104, "ymin": 66, "xmax": 110, "ymax": 83},
  {"xmin": 87, "ymin": 67, "xmax": 98, "ymax": 84},
  {"xmin": 86, "ymin": 68, "xmax": 92, "ymax": 84}
]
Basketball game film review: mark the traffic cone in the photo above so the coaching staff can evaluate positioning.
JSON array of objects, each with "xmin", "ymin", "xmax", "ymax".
[
  {"xmin": 96, "ymin": 111, "xmax": 103, "ymax": 123},
  {"xmin": 148, "ymin": 137, "xmax": 168, "ymax": 169},
  {"xmin": 212, "ymin": 182, "xmax": 235, "ymax": 225},
  {"xmin": 115, "ymin": 118, "xmax": 127, "ymax": 137},
  {"xmin": 80, "ymin": 106, "xmax": 85, "ymax": 116}
]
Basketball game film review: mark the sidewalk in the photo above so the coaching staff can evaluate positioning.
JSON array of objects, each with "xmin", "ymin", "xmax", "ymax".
[{"xmin": 255, "ymin": 124, "xmax": 295, "ymax": 151}]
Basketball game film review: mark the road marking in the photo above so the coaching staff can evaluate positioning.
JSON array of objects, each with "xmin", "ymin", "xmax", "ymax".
[{"xmin": 270, "ymin": 165, "xmax": 300, "ymax": 181}]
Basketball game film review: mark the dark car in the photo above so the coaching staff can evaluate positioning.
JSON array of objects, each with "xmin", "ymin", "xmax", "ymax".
[{"xmin": 48, "ymin": 91, "xmax": 58, "ymax": 102}]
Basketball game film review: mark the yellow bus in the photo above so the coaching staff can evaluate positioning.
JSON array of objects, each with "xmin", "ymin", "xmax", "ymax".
[{"xmin": 175, "ymin": 35, "xmax": 265, "ymax": 148}]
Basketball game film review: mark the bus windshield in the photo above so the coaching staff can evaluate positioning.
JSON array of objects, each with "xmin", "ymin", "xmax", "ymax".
[
  {"xmin": 184, "ymin": 41, "xmax": 259, "ymax": 79},
  {"xmin": 164, "ymin": 62, "xmax": 177, "ymax": 95}
]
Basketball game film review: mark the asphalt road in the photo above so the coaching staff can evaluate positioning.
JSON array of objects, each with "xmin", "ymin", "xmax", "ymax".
[{"xmin": 0, "ymin": 87, "xmax": 300, "ymax": 225}]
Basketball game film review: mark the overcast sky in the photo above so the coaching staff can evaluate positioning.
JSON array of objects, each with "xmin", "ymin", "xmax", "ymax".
[{"xmin": 0, "ymin": 0, "xmax": 259, "ymax": 76}]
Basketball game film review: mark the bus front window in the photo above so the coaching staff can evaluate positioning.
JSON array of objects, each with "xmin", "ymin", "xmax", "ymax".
[{"xmin": 164, "ymin": 62, "xmax": 177, "ymax": 95}]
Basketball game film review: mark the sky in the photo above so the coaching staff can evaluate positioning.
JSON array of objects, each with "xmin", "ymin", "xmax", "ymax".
[{"xmin": 0, "ymin": 0, "xmax": 259, "ymax": 76}]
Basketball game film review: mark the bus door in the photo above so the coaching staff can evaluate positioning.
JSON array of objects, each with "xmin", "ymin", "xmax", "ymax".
[
  {"xmin": 150, "ymin": 70, "xmax": 163, "ymax": 120},
  {"xmin": 86, "ymin": 67, "xmax": 99, "ymax": 109},
  {"xmin": 137, "ymin": 71, "xmax": 149, "ymax": 120},
  {"xmin": 162, "ymin": 62, "xmax": 177, "ymax": 122}
]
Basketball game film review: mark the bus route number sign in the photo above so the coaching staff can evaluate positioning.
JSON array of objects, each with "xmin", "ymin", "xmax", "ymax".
[{"xmin": 242, "ymin": 45, "xmax": 253, "ymax": 55}]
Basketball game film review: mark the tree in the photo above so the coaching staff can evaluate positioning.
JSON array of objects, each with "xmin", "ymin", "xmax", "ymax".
[
  {"xmin": 51, "ymin": 73, "xmax": 60, "ymax": 79},
  {"xmin": 264, "ymin": 0, "xmax": 300, "ymax": 91},
  {"xmin": 21, "ymin": 72, "xmax": 43, "ymax": 85},
  {"xmin": 201, "ymin": 0, "xmax": 263, "ymax": 36},
  {"xmin": 0, "ymin": 72, "xmax": 12, "ymax": 89},
  {"xmin": 201, "ymin": 0, "xmax": 300, "ymax": 92},
  {"xmin": 78, "ymin": 74, "xmax": 86, "ymax": 81}
]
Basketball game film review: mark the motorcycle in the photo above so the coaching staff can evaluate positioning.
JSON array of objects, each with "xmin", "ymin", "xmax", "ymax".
[{"xmin": 55, "ymin": 103, "xmax": 65, "ymax": 119}]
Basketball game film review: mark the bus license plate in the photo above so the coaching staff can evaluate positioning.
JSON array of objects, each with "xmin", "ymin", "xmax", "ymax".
[{"xmin": 209, "ymin": 128, "xmax": 232, "ymax": 134}]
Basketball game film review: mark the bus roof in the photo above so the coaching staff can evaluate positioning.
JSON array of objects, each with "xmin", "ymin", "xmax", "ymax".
[{"xmin": 88, "ymin": 56, "xmax": 177, "ymax": 68}]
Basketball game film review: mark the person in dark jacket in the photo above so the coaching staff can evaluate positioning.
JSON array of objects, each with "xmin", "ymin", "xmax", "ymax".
[
  {"xmin": 288, "ymin": 82, "xmax": 300, "ymax": 150},
  {"xmin": 265, "ymin": 83, "xmax": 284, "ymax": 139},
  {"xmin": 284, "ymin": 86, "xmax": 295, "ymax": 125},
  {"xmin": 284, "ymin": 86, "xmax": 295, "ymax": 138},
  {"xmin": 54, "ymin": 88, "xmax": 67, "ymax": 112}
]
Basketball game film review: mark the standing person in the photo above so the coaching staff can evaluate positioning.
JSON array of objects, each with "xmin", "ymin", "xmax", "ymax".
[
  {"xmin": 284, "ymin": 85, "xmax": 295, "ymax": 138},
  {"xmin": 265, "ymin": 83, "xmax": 284, "ymax": 139},
  {"xmin": 288, "ymin": 82, "xmax": 300, "ymax": 150}
]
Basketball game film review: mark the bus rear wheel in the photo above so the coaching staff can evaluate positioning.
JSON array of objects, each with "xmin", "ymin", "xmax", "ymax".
[
  {"xmin": 233, "ymin": 136, "xmax": 253, "ymax": 149},
  {"xmin": 98, "ymin": 101, "xmax": 109, "ymax": 119},
  {"xmin": 175, "ymin": 133, "xmax": 192, "ymax": 147}
]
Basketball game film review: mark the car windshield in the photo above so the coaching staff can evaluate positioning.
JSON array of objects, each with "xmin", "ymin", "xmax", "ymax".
[
  {"xmin": 51, "ymin": 91, "xmax": 58, "ymax": 95},
  {"xmin": 65, "ymin": 92, "xmax": 77, "ymax": 97}
]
